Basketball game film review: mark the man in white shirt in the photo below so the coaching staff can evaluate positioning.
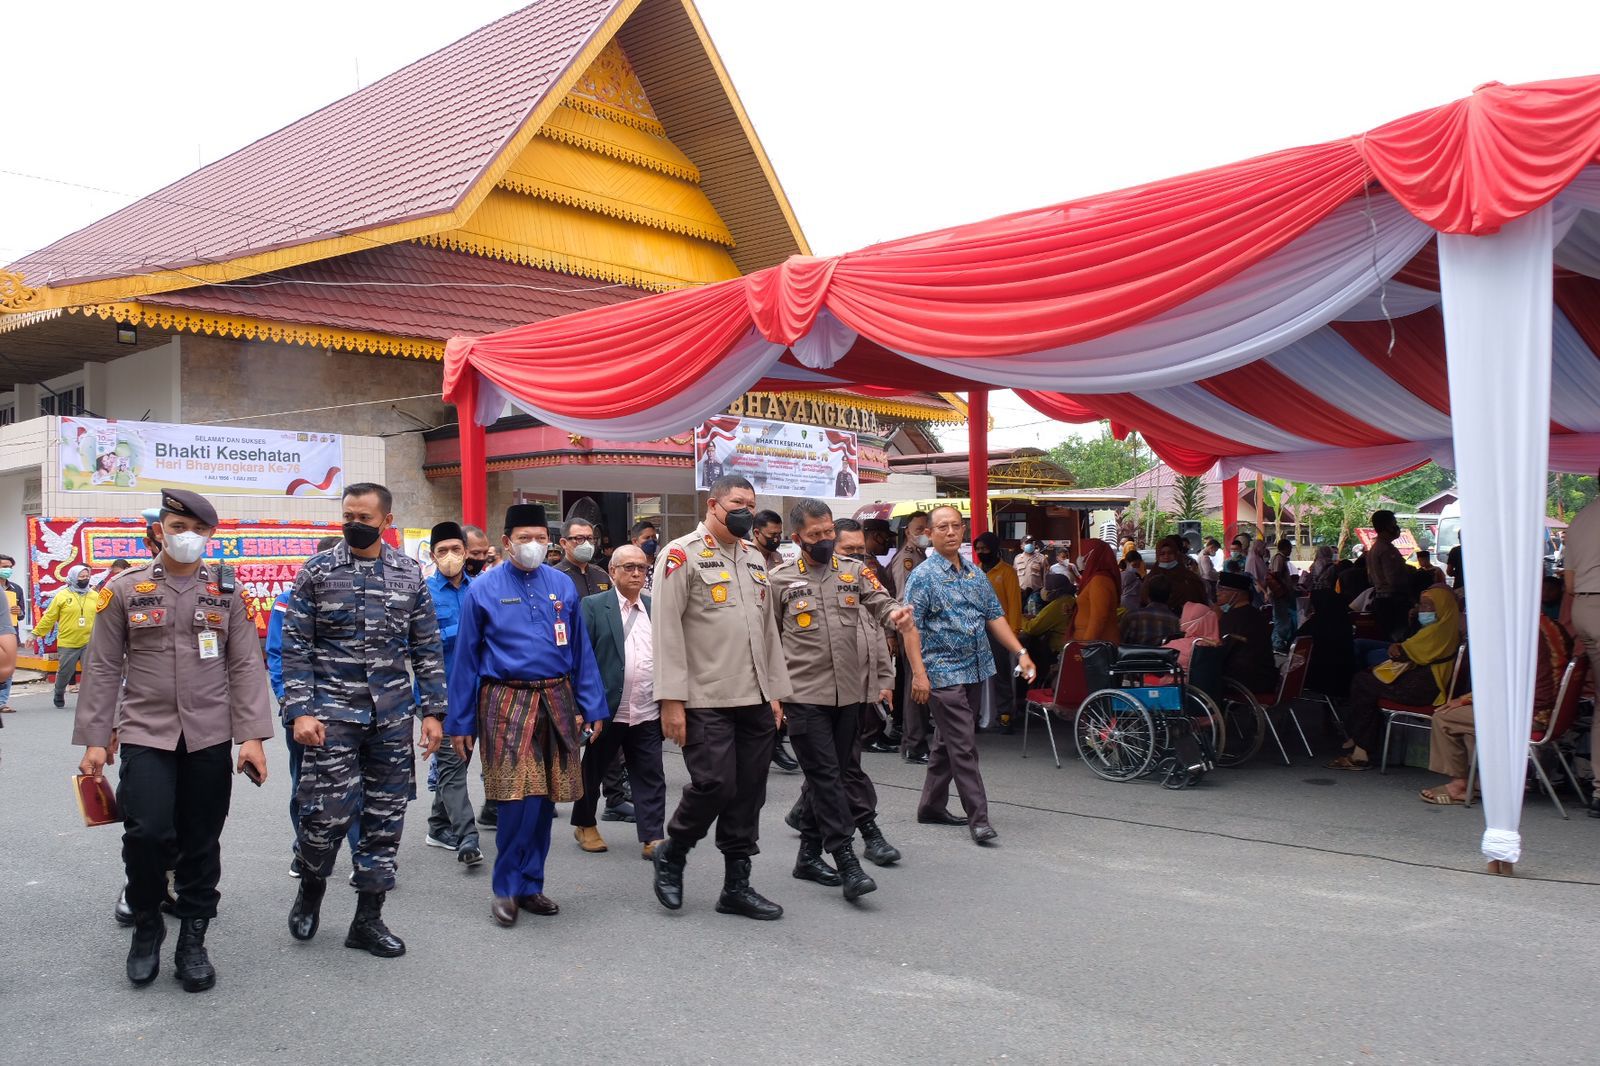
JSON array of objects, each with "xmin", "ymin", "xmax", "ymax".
[{"xmin": 571, "ymin": 545, "xmax": 667, "ymax": 858}]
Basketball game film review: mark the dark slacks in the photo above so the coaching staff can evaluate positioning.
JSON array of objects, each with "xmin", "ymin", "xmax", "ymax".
[
  {"xmin": 571, "ymin": 718, "xmax": 667, "ymax": 842},
  {"xmin": 1346, "ymin": 667, "xmax": 1442, "ymax": 755},
  {"xmin": 602, "ymin": 749, "xmax": 630, "ymax": 807},
  {"xmin": 919, "ymin": 682, "xmax": 990, "ymax": 825},
  {"xmin": 788, "ymin": 702, "xmax": 866, "ymax": 852},
  {"xmin": 285, "ymin": 730, "xmax": 360, "ymax": 857},
  {"xmin": 667, "ymin": 704, "xmax": 776, "ymax": 859},
  {"xmin": 900, "ymin": 660, "xmax": 933, "ymax": 757},
  {"xmin": 427, "ymin": 738, "xmax": 480, "ymax": 851},
  {"xmin": 295, "ymin": 718, "xmax": 413, "ymax": 893},
  {"xmin": 117, "ymin": 737, "xmax": 232, "ymax": 919}
]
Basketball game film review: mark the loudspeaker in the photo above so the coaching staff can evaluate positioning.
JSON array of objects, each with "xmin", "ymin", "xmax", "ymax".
[{"xmin": 1177, "ymin": 521, "xmax": 1203, "ymax": 554}]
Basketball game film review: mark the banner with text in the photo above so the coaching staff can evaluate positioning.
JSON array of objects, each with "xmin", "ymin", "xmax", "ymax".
[
  {"xmin": 59, "ymin": 416, "xmax": 343, "ymax": 497},
  {"xmin": 695, "ymin": 416, "xmax": 858, "ymax": 499}
]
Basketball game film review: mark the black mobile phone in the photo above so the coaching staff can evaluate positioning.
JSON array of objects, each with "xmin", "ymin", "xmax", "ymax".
[{"xmin": 241, "ymin": 761, "xmax": 264, "ymax": 787}]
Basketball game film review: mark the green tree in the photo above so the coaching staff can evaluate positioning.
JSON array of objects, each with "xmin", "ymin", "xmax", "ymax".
[
  {"xmin": 1048, "ymin": 424, "xmax": 1149, "ymax": 490},
  {"xmin": 1549, "ymin": 473, "xmax": 1598, "ymax": 520},
  {"xmin": 1308, "ymin": 485, "xmax": 1382, "ymax": 558},
  {"xmin": 1173, "ymin": 474, "xmax": 1207, "ymax": 521}
]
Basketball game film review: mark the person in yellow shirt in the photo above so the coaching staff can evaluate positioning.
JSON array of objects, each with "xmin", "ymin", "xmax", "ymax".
[
  {"xmin": 38, "ymin": 564, "xmax": 101, "ymax": 708},
  {"xmin": 973, "ymin": 533, "xmax": 1022, "ymax": 729},
  {"xmin": 1022, "ymin": 573, "xmax": 1077, "ymax": 671}
]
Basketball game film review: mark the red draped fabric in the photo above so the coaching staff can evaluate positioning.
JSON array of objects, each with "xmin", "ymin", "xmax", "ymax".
[{"xmin": 1197, "ymin": 360, "xmax": 1403, "ymax": 448}]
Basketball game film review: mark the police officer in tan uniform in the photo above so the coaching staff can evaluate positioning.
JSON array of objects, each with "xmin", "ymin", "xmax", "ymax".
[
  {"xmin": 769, "ymin": 501, "xmax": 928, "ymax": 902},
  {"xmin": 650, "ymin": 475, "xmax": 793, "ymax": 919},
  {"xmin": 74, "ymin": 488, "xmax": 274, "ymax": 992}
]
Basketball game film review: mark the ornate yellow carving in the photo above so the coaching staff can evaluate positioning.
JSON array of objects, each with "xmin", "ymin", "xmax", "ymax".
[
  {"xmin": 538, "ymin": 105, "xmax": 700, "ymax": 182},
  {"xmin": 564, "ymin": 40, "xmax": 663, "ymax": 135},
  {"xmin": 0, "ymin": 270, "xmax": 41, "ymax": 313},
  {"xmin": 67, "ymin": 303, "xmax": 445, "ymax": 361}
]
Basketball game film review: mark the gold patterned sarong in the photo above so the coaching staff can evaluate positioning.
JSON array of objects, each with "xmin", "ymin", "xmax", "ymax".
[{"xmin": 478, "ymin": 678, "xmax": 584, "ymax": 803}]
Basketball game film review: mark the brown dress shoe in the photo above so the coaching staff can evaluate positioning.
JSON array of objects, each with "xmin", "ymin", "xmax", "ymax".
[
  {"xmin": 574, "ymin": 826, "xmax": 608, "ymax": 853},
  {"xmin": 641, "ymin": 839, "xmax": 662, "ymax": 861},
  {"xmin": 517, "ymin": 894, "xmax": 559, "ymax": 916},
  {"xmin": 491, "ymin": 896, "xmax": 519, "ymax": 927}
]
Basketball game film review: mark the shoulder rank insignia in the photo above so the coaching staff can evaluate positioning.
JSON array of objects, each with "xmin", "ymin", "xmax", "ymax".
[
  {"xmin": 711, "ymin": 584, "xmax": 729, "ymax": 603},
  {"xmin": 702, "ymin": 535, "xmax": 717, "ymax": 550},
  {"xmin": 665, "ymin": 546, "xmax": 688, "ymax": 577},
  {"xmin": 134, "ymin": 582, "xmax": 157, "ymax": 594},
  {"xmin": 797, "ymin": 558, "xmax": 807, "ymax": 574},
  {"xmin": 96, "ymin": 587, "xmax": 115, "ymax": 611},
  {"xmin": 831, "ymin": 556, "xmax": 840, "ymax": 570}
]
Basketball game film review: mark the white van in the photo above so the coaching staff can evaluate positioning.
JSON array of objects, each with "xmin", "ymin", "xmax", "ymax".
[{"xmin": 1434, "ymin": 502, "xmax": 1557, "ymax": 574}]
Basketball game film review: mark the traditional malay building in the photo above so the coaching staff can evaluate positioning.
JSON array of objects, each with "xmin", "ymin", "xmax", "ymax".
[{"xmin": 0, "ymin": 0, "xmax": 961, "ymax": 661}]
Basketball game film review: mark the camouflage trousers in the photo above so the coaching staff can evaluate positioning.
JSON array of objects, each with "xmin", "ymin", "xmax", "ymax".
[{"xmin": 295, "ymin": 718, "xmax": 415, "ymax": 892}]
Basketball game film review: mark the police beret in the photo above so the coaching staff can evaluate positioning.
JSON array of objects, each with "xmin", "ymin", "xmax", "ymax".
[
  {"xmin": 1218, "ymin": 572, "xmax": 1252, "ymax": 591},
  {"xmin": 862, "ymin": 518, "xmax": 892, "ymax": 534},
  {"xmin": 158, "ymin": 487, "xmax": 218, "ymax": 528},
  {"xmin": 504, "ymin": 503, "xmax": 548, "ymax": 533},
  {"xmin": 430, "ymin": 521, "xmax": 465, "ymax": 547}
]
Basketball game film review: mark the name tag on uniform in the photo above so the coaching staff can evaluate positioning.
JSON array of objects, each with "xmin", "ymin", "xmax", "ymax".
[
  {"xmin": 553, "ymin": 621, "xmax": 569, "ymax": 647},
  {"xmin": 78, "ymin": 616, "xmax": 88, "ymax": 626},
  {"xmin": 198, "ymin": 630, "xmax": 220, "ymax": 660}
]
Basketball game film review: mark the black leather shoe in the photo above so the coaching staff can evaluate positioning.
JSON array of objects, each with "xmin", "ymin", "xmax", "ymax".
[
  {"xmin": 970, "ymin": 823, "xmax": 999, "ymax": 845},
  {"xmin": 173, "ymin": 917, "xmax": 216, "ymax": 992},
  {"xmin": 715, "ymin": 857, "xmax": 783, "ymax": 920},
  {"xmin": 865, "ymin": 740, "xmax": 899, "ymax": 754},
  {"xmin": 859, "ymin": 818, "xmax": 901, "ymax": 866},
  {"xmin": 1589, "ymin": 794, "xmax": 1600, "ymax": 819},
  {"xmin": 652, "ymin": 837, "xmax": 687, "ymax": 911},
  {"xmin": 905, "ymin": 752, "xmax": 930, "ymax": 765},
  {"xmin": 784, "ymin": 797, "xmax": 804, "ymax": 832},
  {"xmin": 477, "ymin": 802, "xmax": 498, "ymax": 828},
  {"xmin": 160, "ymin": 889, "xmax": 178, "ymax": 916},
  {"xmin": 771, "ymin": 740, "xmax": 800, "ymax": 774},
  {"xmin": 458, "ymin": 846, "xmax": 484, "ymax": 867},
  {"xmin": 115, "ymin": 887, "xmax": 135, "ymax": 927},
  {"xmin": 491, "ymin": 896, "xmax": 518, "ymax": 927},
  {"xmin": 288, "ymin": 874, "xmax": 327, "ymax": 941},
  {"xmin": 345, "ymin": 891, "xmax": 405, "ymax": 957},
  {"xmin": 126, "ymin": 910, "xmax": 165, "ymax": 986},
  {"xmin": 792, "ymin": 839, "xmax": 842, "ymax": 886},
  {"xmin": 602, "ymin": 800, "xmax": 637, "ymax": 823},
  {"xmin": 917, "ymin": 809, "xmax": 969, "ymax": 826},
  {"xmin": 831, "ymin": 844, "xmax": 877, "ymax": 902},
  {"xmin": 517, "ymin": 893, "xmax": 560, "ymax": 916}
]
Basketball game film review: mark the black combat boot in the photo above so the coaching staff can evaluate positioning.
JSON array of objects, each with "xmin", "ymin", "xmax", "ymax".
[
  {"xmin": 652, "ymin": 837, "xmax": 687, "ymax": 910},
  {"xmin": 288, "ymin": 873, "xmax": 326, "ymax": 941},
  {"xmin": 784, "ymin": 797, "xmax": 804, "ymax": 832},
  {"xmin": 715, "ymin": 856, "xmax": 783, "ymax": 920},
  {"xmin": 126, "ymin": 909, "xmax": 165, "ymax": 986},
  {"xmin": 859, "ymin": 818, "xmax": 902, "ymax": 866},
  {"xmin": 832, "ymin": 844, "xmax": 877, "ymax": 902},
  {"xmin": 173, "ymin": 917, "xmax": 216, "ymax": 992},
  {"xmin": 345, "ymin": 891, "xmax": 406, "ymax": 957},
  {"xmin": 791, "ymin": 838, "xmax": 842, "ymax": 886}
]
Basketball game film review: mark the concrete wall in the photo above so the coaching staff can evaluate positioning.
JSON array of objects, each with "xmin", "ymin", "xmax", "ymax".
[
  {"xmin": 0, "ymin": 420, "xmax": 50, "ymax": 587},
  {"xmin": 101, "ymin": 339, "xmax": 182, "ymax": 422}
]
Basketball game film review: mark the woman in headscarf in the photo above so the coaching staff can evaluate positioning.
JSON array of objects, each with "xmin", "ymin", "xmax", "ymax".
[
  {"xmin": 1166, "ymin": 600, "xmax": 1221, "ymax": 673},
  {"xmin": 1119, "ymin": 551, "xmax": 1145, "ymax": 613},
  {"xmin": 1307, "ymin": 546, "xmax": 1337, "ymax": 592},
  {"xmin": 1296, "ymin": 588, "xmax": 1356, "ymax": 697},
  {"xmin": 1328, "ymin": 586, "xmax": 1462, "ymax": 769},
  {"xmin": 1245, "ymin": 538, "xmax": 1271, "ymax": 604},
  {"xmin": 1021, "ymin": 572, "xmax": 1077, "ymax": 673},
  {"xmin": 1073, "ymin": 539, "xmax": 1121, "ymax": 644}
]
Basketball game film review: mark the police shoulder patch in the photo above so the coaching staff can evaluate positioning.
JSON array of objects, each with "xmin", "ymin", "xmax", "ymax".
[
  {"xmin": 664, "ymin": 546, "xmax": 688, "ymax": 577},
  {"xmin": 96, "ymin": 587, "xmax": 114, "ymax": 611}
]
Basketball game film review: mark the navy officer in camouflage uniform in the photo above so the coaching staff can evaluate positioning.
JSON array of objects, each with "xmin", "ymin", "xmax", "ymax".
[{"xmin": 281, "ymin": 482, "xmax": 446, "ymax": 958}]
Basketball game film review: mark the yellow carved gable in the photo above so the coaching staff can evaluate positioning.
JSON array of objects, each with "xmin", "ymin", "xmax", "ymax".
[{"xmin": 564, "ymin": 39, "xmax": 662, "ymax": 134}]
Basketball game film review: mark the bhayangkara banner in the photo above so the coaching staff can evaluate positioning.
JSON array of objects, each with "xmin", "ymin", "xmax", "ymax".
[
  {"xmin": 694, "ymin": 416, "xmax": 858, "ymax": 499},
  {"xmin": 59, "ymin": 416, "xmax": 343, "ymax": 497}
]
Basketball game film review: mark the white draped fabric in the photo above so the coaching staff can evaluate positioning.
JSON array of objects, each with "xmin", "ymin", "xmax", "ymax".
[{"xmin": 1440, "ymin": 205, "xmax": 1555, "ymax": 866}]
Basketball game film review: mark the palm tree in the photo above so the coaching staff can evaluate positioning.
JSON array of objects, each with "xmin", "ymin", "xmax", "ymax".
[{"xmin": 1173, "ymin": 475, "xmax": 1207, "ymax": 522}]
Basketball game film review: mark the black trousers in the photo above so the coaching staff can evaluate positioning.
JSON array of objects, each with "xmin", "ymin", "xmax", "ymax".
[
  {"xmin": 667, "ymin": 705, "xmax": 776, "ymax": 859},
  {"xmin": 117, "ymin": 737, "xmax": 232, "ymax": 919},
  {"xmin": 571, "ymin": 718, "xmax": 667, "ymax": 842},
  {"xmin": 788, "ymin": 702, "xmax": 869, "ymax": 853}
]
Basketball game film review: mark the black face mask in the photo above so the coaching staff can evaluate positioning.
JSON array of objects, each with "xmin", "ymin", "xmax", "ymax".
[
  {"xmin": 841, "ymin": 551, "xmax": 867, "ymax": 562},
  {"xmin": 464, "ymin": 557, "xmax": 487, "ymax": 576},
  {"xmin": 975, "ymin": 551, "xmax": 996, "ymax": 569},
  {"xmin": 804, "ymin": 539, "xmax": 836, "ymax": 566},
  {"xmin": 721, "ymin": 507, "xmax": 755, "ymax": 539},
  {"xmin": 343, "ymin": 521, "xmax": 383, "ymax": 550},
  {"xmin": 757, "ymin": 534, "xmax": 781, "ymax": 553}
]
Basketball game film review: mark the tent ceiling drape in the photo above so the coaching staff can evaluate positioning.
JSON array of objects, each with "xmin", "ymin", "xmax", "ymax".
[{"xmin": 443, "ymin": 73, "xmax": 1600, "ymax": 867}]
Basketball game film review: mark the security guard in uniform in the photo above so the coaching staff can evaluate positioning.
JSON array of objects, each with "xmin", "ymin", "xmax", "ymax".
[
  {"xmin": 769, "ymin": 502, "xmax": 928, "ymax": 901},
  {"xmin": 282, "ymin": 482, "xmax": 446, "ymax": 959},
  {"xmin": 74, "ymin": 488, "xmax": 274, "ymax": 992},
  {"xmin": 650, "ymin": 475, "xmax": 793, "ymax": 919}
]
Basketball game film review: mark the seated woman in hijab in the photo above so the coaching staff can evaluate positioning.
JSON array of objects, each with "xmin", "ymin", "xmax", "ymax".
[
  {"xmin": 1328, "ymin": 586, "xmax": 1462, "ymax": 770},
  {"xmin": 1021, "ymin": 571, "xmax": 1077, "ymax": 674},
  {"xmin": 1296, "ymin": 589, "xmax": 1356, "ymax": 697},
  {"xmin": 1073, "ymin": 539, "xmax": 1122, "ymax": 645},
  {"xmin": 1166, "ymin": 601, "xmax": 1221, "ymax": 674}
]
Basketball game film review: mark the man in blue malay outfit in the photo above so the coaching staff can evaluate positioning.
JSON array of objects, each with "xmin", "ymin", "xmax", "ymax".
[
  {"xmin": 447, "ymin": 503, "xmax": 610, "ymax": 928},
  {"xmin": 422, "ymin": 521, "xmax": 484, "ymax": 868}
]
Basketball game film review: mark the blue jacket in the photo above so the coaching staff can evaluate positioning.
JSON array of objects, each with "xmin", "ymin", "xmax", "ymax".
[
  {"xmin": 265, "ymin": 588, "xmax": 292, "ymax": 704},
  {"xmin": 427, "ymin": 569, "xmax": 472, "ymax": 676}
]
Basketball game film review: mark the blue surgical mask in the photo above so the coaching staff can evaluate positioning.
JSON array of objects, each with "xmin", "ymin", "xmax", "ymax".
[
  {"xmin": 1219, "ymin": 603, "xmax": 1233, "ymax": 614},
  {"xmin": 1158, "ymin": 560, "xmax": 1179, "ymax": 570},
  {"xmin": 1417, "ymin": 611, "xmax": 1438, "ymax": 626},
  {"xmin": 640, "ymin": 538, "xmax": 658, "ymax": 556},
  {"xmin": 1023, "ymin": 544, "xmax": 1036, "ymax": 555}
]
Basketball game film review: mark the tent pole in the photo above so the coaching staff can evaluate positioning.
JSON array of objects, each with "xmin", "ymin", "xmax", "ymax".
[
  {"xmin": 458, "ymin": 371, "xmax": 487, "ymax": 531},
  {"xmin": 969, "ymin": 389, "xmax": 990, "ymax": 537},
  {"xmin": 1222, "ymin": 475, "xmax": 1239, "ymax": 543}
]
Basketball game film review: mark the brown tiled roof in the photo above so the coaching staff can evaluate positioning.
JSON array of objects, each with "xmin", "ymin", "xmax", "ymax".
[
  {"xmin": 9, "ymin": 0, "xmax": 624, "ymax": 288},
  {"xmin": 138, "ymin": 242, "xmax": 647, "ymax": 340}
]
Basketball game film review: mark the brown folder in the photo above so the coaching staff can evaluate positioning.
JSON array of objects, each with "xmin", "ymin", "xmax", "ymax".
[{"xmin": 72, "ymin": 773, "xmax": 119, "ymax": 827}]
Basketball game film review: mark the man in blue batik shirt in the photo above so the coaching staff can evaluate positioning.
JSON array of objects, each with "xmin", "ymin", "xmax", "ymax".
[
  {"xmin": 902, "ymin": 505, "xmax": 1035, "ymax": 846},
  {"xmin": 421, "ymin": 522, "xmax": 482, "ymax": 868},
  {"xmin": 448, "ymin": 503, "xmax": 608, "ymax": 929}
]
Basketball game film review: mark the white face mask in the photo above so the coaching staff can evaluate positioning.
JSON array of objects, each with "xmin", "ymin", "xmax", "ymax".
[
  {"xmin": 913, "ymin": 534, "xmax": 932, "ymax": 550},
  {"xmin": 163, "ymin": 530, "xmax": 208, "ymax": 564},
  {"xmin": 512, "ymin": 541, "xmax": 547, "ymax": 569},
  {"xmin": 571, "ymin": 543, "xmax": 596, "ymax": 564}
]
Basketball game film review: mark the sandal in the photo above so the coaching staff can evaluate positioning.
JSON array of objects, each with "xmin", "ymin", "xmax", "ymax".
[
  {"xmin": 1326, "ymin": 755, "xmax": 1370, "ymax": 771},
  {"xmin": 1419, "ymin": 787, "xmax": 1466, "ymax": 805}
]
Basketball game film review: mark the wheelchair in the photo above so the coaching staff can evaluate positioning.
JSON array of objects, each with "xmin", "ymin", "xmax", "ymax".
[{"xmin": 1062, "ymin": 641, "xmax": 1227, "ymax": 789}]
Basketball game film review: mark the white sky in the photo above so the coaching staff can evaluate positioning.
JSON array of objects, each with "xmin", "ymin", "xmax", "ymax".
[{"xmin": 6, "ymin": 0, "xmax": 1600, "ymax": 449}]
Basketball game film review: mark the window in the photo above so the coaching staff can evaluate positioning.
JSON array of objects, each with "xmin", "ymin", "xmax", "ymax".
[
  {"xmin": 39, "ymin": 385, "xmax": 86, "ymax": 417},
  {"xmin": 0, "ymin": 404, "xmax": 14, "ymax": 427}
]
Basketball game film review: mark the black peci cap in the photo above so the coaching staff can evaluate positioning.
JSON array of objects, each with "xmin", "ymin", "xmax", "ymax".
[
  {"xmin": 504, "ymin": 503, "xmax": 548, "ymax": 534},
  {"xmin": 430, "ymin": 521, "xmax": 465, "ymax": 547}
]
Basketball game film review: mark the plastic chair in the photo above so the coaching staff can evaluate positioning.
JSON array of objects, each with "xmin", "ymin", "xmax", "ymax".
[
  {"xmin": 1466, "ymin": 656, "xmax": 1590, "ymax": 818},
  {"xmin": 1378, "ymin": 644, "xmax": 1468, "ymax": 773}
]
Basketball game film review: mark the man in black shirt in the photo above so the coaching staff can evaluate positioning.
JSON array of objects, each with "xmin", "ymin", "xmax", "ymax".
[{"xmin": 1216, "ymin": 572, "xmax": 1277, "ymax": 694}]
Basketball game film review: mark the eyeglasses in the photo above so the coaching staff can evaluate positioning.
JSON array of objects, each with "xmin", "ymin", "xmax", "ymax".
[
  {"xmin": 564, "ymin": 534, "xmax": 595, "ymax": 545},
  {"xmin": 613, "ymin": 563, "xmax": 649, "ymax": 574}
]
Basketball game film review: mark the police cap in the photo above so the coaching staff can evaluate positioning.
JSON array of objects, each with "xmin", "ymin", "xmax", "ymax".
[{"xmin": 158, "ymin": 487, "xmax": 218, "ymax": 528}]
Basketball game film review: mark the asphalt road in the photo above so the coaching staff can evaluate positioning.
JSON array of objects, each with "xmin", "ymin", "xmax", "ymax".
[{"xmin": 2, "ymin": 680, "xmax": 1596, "ymax": 1065}]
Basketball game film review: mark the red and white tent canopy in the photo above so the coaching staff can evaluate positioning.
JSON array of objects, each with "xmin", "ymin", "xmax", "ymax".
[{"xmin": 444, "ymin": 74, "xmax": 1600, "ymax": 867}]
